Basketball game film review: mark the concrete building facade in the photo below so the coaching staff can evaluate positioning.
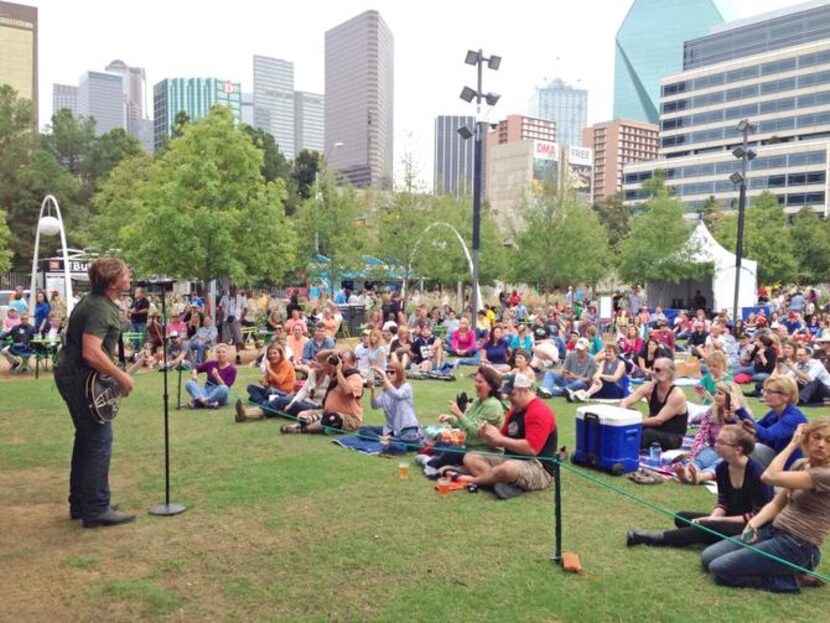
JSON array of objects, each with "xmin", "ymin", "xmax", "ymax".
[
  {"xmin": 433, "ymin": 115, "xmax": 475, "ymax": 197},
  {"xmin": 582, "ymin": 118, "xmax": 659, "ymax": 200},
  {"xmin": 78, "ymin": 71, "xmax": 125, "ymax": 136},
  {"xmin": 253, "ymin": 55, "xmax": 295, "ymax": 157},
  {"xmin": 0, "ymin": 1, "xmax": 37, "ymax": 127},
  {"xmin": 294, "ymin": 90, "xmax": 324, "ymax": 153},
  {"xmin": 52, "ymin": 83, "xmax": 78, "ymax": 117}
]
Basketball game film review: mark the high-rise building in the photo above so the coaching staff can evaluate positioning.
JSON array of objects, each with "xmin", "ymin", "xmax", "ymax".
[
  {"xmin": 52, "ymin": 83, "xmax": 78, "ymax": 117},
  {"xmin": 78, "ymin": 71, "xmax": 125, "ymax": 136},
  {"xmin": 614, "ymin": 0, "xmax": 725, "ymax": 124},
  {"xmin": 294, "ymin": 90, "xmax": 324, "ymax": 153},
  {"xmin": 623, "ymin": 3, "xmax": 830, "ymax": 217},
  {"xmin": 528, "ymin": 79, "xmax": 587, "ymax": 147},
  {"xmin": 325, "ymin": 10, "xmax": 394, "ymax": 188},
  {"xmin": 241, "ymin": 92, "xmax": 254, "ymax": 126},
  {"xmin": 105, "ymin": 59, "xmax": 153, "ymax": 152},
  {"xmin": 582, "ymin": 119, "xmax": 659, "ymax": 200},
  {"xmin": 488, "ymin": 114, "xmax": 556, "ymax": 147},
  {"xmin": 253, "ymin": 55, "xmax": 295, "ymax": 157},
  {"xmin": 153, "ymin": 77, "xmax": 241, "ymax": 151},
  {"xmin": 0, "ymin": 1, "xmax": 38, "ymax": 127},
  {"xmin": 434, "ymin": 115, "xmax": 475, "ymax": 197}
]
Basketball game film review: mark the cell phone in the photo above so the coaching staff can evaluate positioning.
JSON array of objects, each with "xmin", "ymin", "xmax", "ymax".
[
  {"xmin": 724, "ymin": 392, "xmax": 732, "ymax": 411},
  {"xmin": 741, "ymin": 527, "xmax": 757, "ymax": 543}
]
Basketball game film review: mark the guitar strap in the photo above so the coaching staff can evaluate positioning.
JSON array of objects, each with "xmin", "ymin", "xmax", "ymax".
[{"xmin": 118, "ymin": 334, "xmax": 127, "ymax": 370}]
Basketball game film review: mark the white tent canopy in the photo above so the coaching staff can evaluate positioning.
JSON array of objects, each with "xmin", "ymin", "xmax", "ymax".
[{"xmin": 646, "ymin": 221, "xmax": 757, "ymax": 312}]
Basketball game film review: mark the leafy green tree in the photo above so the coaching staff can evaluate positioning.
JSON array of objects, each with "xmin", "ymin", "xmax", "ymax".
[
  {"xmin": 511, "ymin": 180, "xmax": 610, "ymax": 298},
  {"xmin": 117, "ymin": 106, "xmax": 297, "ymax": 286},
  {"xmin": 242, "ymin": 125, "xmax": 291, "ymax": 183},
  {"xmin": 790, "ymin": 207, "xmax": 830, "ymax": 283},
  {"xmin": 713, "ymin": 191, "xmax": 797, "ymax": 283},
  {"xmin": 41, "ymin": 109, "xmax": 96, "ymax": 177},
  {"xmin": 83, "ymin": 128, "xmax": 143, "ymax": 193},
  {"xmin": 591, "ymin": 192, "xmax": 632, "ymax": 248},
  {"xmin": 0, "ymin": 210, "xmax": 12, "ymax": 273},
  {"xmin": 699, "ymin": 195, "xmax": 721, "ymax": 231},
  {"xmin": 617, "ymin": 173, "xmax": 704, "ymax": 283}
]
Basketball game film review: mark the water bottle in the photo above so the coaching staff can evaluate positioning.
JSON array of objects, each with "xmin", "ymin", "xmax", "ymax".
[{"xmin": 649, "ymin": 442, "xmax": 661, "ymax": 465}]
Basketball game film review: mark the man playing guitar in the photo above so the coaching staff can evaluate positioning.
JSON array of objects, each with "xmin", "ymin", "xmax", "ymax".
[{"xmin": 54, "ymin": 258, "xmax": 136, "ymax": 528}]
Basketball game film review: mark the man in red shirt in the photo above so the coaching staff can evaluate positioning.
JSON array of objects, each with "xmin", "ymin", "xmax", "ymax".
[{"xmin": 459, "ymin": 372, "xmax": 558, "ymax": 499}]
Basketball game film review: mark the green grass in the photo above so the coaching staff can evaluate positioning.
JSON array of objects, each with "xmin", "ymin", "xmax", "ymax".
[{"xmin": 1, "ymin": 367, "xmax": 828, "ymax": 622}]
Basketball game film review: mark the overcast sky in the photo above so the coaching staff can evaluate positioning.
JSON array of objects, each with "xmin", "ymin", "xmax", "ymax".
[{"xmin": 31, "ymin": 0, "xmax": 807, "ymax": 188}]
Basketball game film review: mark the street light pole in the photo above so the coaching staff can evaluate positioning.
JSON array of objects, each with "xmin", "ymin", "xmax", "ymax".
[
  {"xmin": 315, "ymin": 142, "xmax": 344, "ymax": 255},
  {"xmin": 729, "ymin": 120, "xmax": 756, "ymax": 325}
]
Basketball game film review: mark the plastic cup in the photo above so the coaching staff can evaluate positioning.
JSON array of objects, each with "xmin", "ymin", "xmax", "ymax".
[
  {"xmin": 398, "ymin": 461, "xmax": 410, "ymax": 480},
  {"xmin": 437, "ymin": 478, "xmax": 450, "ymax": 497}
]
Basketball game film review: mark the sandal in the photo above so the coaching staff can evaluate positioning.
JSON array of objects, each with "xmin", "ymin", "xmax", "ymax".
[
  {"xmin": 281, "ymin": 423, "xmax": 301, "ymax": 434},
  {"xmin": 629, "ymin": 469, "xmax": 663, "ymax": 485}
]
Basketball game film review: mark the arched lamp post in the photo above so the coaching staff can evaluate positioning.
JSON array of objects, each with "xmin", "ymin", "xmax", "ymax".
[{"xmin": 28, "ymin": 195, "xmax": 74, "ymax": 317}]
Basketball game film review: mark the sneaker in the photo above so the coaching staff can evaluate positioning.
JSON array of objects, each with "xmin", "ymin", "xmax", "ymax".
[
  {"xmin": 234, "ymin": 399, "xmax": 246, "ymax": 423},
  {"xmin": 281, "ymin": 423, "xmax": 302, "ymax": 434},
  {"xmin": 574, "ymin": 390, "xmax": 588, "ymax": 402},
  {"xmin": 536, "ymin": 387, "xmax": 552, "ymax": 399},
  {"xmin": 423, "ymin": 466, "xmax": 440, "ymax": 479},
  {"xmin": 414, "ymin": 454, "xmax": 432, "ymax": 467},
  {"xmin": 206, "ymin": 401, "xmax": 219, "ymax": 409},
  {"xmin": 564, "ymin": 388, "xmax": 575, "ymax": 403}
]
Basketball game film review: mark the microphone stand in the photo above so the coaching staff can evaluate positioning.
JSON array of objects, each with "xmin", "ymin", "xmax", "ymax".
[{"xmin": 145, "ymin": 281, "xmax": 186, "ymax": 517}]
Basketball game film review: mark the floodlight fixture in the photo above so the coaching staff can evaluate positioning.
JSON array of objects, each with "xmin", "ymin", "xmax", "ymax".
[
  {"xmin": 732, "ymin": 146, "xmax": 746, "ymax": 160},
  {"xmin": 487, "ymin": 55, "xmax": 502, "ymax": 70},
  {"xmin": 465, "ymin": 50, "xmax": 480, "ymax": 65},
  {"xmin": 457, "ymin": 125, "xmax": 473, "ymax": 140},
  {"xmin": 460, "ymin": 86, "xmax": 477, "ymax": 103},
  {"xmin": 736, "ymin": 119, "xmax": 754, "ymax": 133},
  {"xmin": 484, "ymin": 92, "xmax": 501, "ymax": 106},
  {"xmin": 729, "ymin": 172, "xmax": 743, "ymax": 185},
  {"xmin": 746, "ymin": 149, "xmax": 757, "ymax": 161}
]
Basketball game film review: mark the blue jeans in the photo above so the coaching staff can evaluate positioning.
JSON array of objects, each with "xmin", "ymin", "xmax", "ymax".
[
  {"xmin": 189, "ymin": 341, "xmax": 211, "ymax": 365},
  {"xmin": 692, "ymin": 446, "xmax": 721, "ymax": 471},
  {"xmin": 131, "ymin": 322, "xmax": 146, "ymax": 349},
  {"xmin": 246, "ymin": 384, "xmax": 285, "ymax": 406},
  {"xmin": 702, "ymin": 526, "xmax": 820, "ymax": 592},
  {"xmin": 56, "ymin": 375, "xmax": 113, "ymax": 521},
  {"xmin": 542, "ymin": 371, "xmax": 588, "ymax": 396},
  {"xmin": 186, "ymin": 380, "xmax": 230, "ymax": 406},
  {"xmin": 454, "ymin": 351, "xmax": 481, "ymax": 366}
]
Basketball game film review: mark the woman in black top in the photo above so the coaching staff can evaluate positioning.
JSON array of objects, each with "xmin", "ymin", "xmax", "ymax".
[
  {"xmin": 735, "ymin": 334, "xmax": 777, "ymax": 382},
  {"xmin": 628, "ymin": 425, "xmax": 773, "ymax": 547}
]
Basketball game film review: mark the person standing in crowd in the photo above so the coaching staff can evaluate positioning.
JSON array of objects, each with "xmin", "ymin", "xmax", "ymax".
[
  {"xmin": 54, "ymin": 258, "xmax": 135, "ymax": 528},
  {"xmin": 218, "ymin": 286, "xmax": 247, "ymax": 361}
]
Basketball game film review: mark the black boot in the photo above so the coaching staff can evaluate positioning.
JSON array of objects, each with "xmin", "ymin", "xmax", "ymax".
[{"xmin": 626, "ymin": 530, "xmax": 664, "ymax": 547}]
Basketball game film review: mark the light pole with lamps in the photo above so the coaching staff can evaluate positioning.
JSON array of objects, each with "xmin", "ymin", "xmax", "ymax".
[
  {"xmin": 458, "ymin": 49, "xmax": 501, "ymax": 321},
  {"xmin": 315, "ymin": 141, "xmax": 344, "ymax": 255},
  {"xmin": 729, "ymin": 119, "xmax": 756, "ymax": 325}
]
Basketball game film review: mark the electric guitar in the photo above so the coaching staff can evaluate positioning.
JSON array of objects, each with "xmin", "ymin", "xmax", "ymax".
[{"xmin": 85, "ymin": 355, "xmax": 144, "ymax": 424}]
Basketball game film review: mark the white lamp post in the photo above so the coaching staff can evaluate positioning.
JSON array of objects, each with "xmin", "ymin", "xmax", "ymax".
[{"xmin": 29, "ymin": 195, "xmax": 74, "ymax": 318}]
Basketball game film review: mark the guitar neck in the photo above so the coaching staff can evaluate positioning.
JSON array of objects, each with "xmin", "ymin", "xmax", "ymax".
[{"xmin": 125, "ymin": 355, "xmax": 145, "ymax": 377}]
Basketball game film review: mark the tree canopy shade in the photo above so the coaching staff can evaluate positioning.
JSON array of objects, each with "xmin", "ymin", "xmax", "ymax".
[
  {"xmin": 591, "ymin": 192, "xmax": 632, "ymax": 249},
  {"xmin": 510, "ymin": 179, "xmax": 610, "ymax": 294},
  {"xmin": 0, "ymin": 210, "xmax": 11, "ymax": 273},
  {"xmin": 790, "ymin": 206, "xmax": 830, "ymax": 284},
  {"xmin": 117, "ymin": 106, "xmax": 297, "ymax": 285},
  {"xmin": 617, "ymin": 173, "xmax": 705, "ymax": 284},
  {"xmin": 713, "ymin": 190, "xmax": 797, "ymax": 284}
]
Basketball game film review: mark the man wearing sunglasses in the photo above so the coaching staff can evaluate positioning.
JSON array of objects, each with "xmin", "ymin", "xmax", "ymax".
[{"xmin": 621, "ymin": 357, "xmax": 688, "ymax": 450}]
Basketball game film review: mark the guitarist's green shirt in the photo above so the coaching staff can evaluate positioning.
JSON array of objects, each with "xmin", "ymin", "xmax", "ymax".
[{"xmin": 55, "ymin": 293, "xmax": 120, "ymax": 378}]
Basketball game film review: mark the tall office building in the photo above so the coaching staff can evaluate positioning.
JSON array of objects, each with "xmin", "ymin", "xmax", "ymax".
[
  {"xmin": 325, "ymin": 10, "xmax": 394, "ymax": 188},
  {"xmin": 52, "ymin": 83, "xmax": 78, "ymax": 117},
  {"xmin": 153, "ymin": 77, "xmax": 241, "ymax": 151},
  {"xmin": 105, "ymin": 59, "xmax": 153, "ymax": 152},
  {"xmin": 528, "ymin": 79, "xmax": 586, "ymax": 146},
  {"xmin": 614, "ymin": 0, "xmax": 725, "ymax": 124},
  {"xmin": 294, "ymin": 91, "xmax": 324, "ymax": 153},
  {"xmin": 582, "ymin": 119, "xmax": 659, "ymax": 200},
  {"xmin": 488, "ymin": 114, "xmax": 556, "ymax": 147},
  {"xmin": 434, "ymin": 115, "xmax": 475, "ymax": 196},
  {"xmin": 78, "ymin": 71, "xmax": 125, "ymax": 136},
  {"xmin": 253, "ymin": 55, "xmax": 295, "ymax": 157},
  {"xmin": 0, "ymin": 1, "xmax": 37, "ymax": 127},
  {"xmin": 241, "ymin": 92, "xmax": 254, "ymax": 126},
  {"xmin": 623, "ymin": 3, "xmax": 830, "ymax": 217}
]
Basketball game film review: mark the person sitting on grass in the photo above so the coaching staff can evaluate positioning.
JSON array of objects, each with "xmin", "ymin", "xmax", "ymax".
[
  {"xmin": 480, "ymin": 323, "xmax": 512, "ymax": 373},
  {"xmin": 0, "ymin": 311, "xmax": 36, "ymax": 372},
  {"xmin": 537, "ymin": 337, "xmax": 596, "ymax": 399},
  {"xmin": 428, "ymin": 365, "xmax": 506, "ymax": 470},
  {"xmin": 571, "ymin": 342, "xmax": 626, "ymax": 402},
  {"xmin": 635, "ymin": 336, "xmax": 672, "ymax": 380},
  {"xmin": 297, "ymin": 322, "xmax": 335, "ymax": 374},
  {"xmin": 627, "ymin": 424, "xmax": 772, "ymax": 548},
  {"xmin": 458, "ymin": 371, "xmax": 558, "ymax": 500},
  {"xmin": 675, "ymin": 382, "xmax": 742, "ymax": 484},
  {"xmin": 688, "ymin": 351, "xmax": 733, "ymax": 423},
  {"xmin": 363, "ymin": 362, "xmax": 422, "ymax": 451},
  {"xmin": 185, "ymin": 344, "xmax": 236, "ymax": 409},
  {"xmin": 158, "ymin": 331, "xmax": 193, "ymax": 371},
  {"xmin": 281, "ymin": 350, "xmax": 364, "ymax": 435},
  {"xmin": 248, "ymin": 343, "xmax": 296, "ymax": 403},
  {"xmin": 735, "ymin": 376, "xmax": 808, "ymax": 468},
  {"xmin": 782, "ymin": 345, "xmax": 830, "ymax": 406},
  {"xmin": 620, "ymin": 357, "xmax": 688, "ymax": 450},
  {"xmin": 411, "ymin": 323, "xmax": 444, "ymax": 373},
  {"xmin": 702, "ymin": 419, "xmax": 830, "ymax": 592},
  {"xmin": 509, "ymin": 348, "xmax": 536, "ymax": 381},
  {"xmin": 448, "ymin": 317, "xmax": 477, "ymax": 358}
]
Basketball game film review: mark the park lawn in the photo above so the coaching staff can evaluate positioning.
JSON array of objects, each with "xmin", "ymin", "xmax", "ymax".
[{"xmin": 1, "ymin": 367, "xmax": 828, "ymax": 622}]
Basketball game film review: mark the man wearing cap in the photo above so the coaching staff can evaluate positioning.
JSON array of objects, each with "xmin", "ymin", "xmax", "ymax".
[
  {"xmin": 158, "ymin": 332, "xmax": 192, "ymax": 371},
  {"xmin": 459, "ymin": 372, "xmax": 558, "ymax": 499},
  {"xmin": 784, "ymin": 345, "xmax": 830, "ymax": 405},
  {"xmin": 538, "ymin": 337, "xmax": 596, "ymax": 399},
  {"xmin": 813, "ymin": 334, "xmax": 830, "ymax": 372}
]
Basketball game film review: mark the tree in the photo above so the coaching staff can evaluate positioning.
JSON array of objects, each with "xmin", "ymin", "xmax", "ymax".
[
  {"xmin": 713, "ymin": 191, "xmax": 797, "ymax": 283},
  {"xmin": 591, "ymin": 192, "xmax": 632, "ymax": 248},
  {"xmin": 293, "ymin": 168, "xmax": 370, "ymax": 292},
  {"xmin": 82, "ymin": 128, "xmax": 143, "ymax": 193},
  {"xmin": 511, "ymin": 180, "xmax": 610, "ymax": 298},
  {"xmin": 242, "ymin": 125, "xmax": 291, "ymax": 183},
  {"xmin": 41, "ymin": 109, "xmax": 96, "ymax": 178},
  {"xmin": 617, "ymin": 173, "xmax": 705, "ymax": 283},
  {"xmin": 115, "ymin": 106, "xmax": 297, "ymax": 286},
  {"xmin": 0, "ymin": 210, "xmax": 11, "ymax": 273},
  {"xmin": 790, "ymin": 207, "xmax": 830, "ymax": 283},
  {"xmin": 699, "ymin": 195, "xmax": 721, "ymax": 231}
]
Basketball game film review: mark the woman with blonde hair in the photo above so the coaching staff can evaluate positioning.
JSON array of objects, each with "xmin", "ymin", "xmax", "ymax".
[
  {"xmin": 688, "ymin": 350, "xmax": 732, "ymax": 423},
  {"xmin": 703, "ymin": 418, "xmax": 830, "ymax": 591},
  {"xmin": 365, "ymin": 360, "xmax": 422, "ymax": 450}
]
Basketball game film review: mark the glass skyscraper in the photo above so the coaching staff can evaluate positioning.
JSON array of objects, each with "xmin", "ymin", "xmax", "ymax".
[
  {"xmin": 434, "ymin": 115, "xmax": 475, "ymax": 196},
  {"xmin": 153, "ymin": 77, "xmax": 241, "ymax": 152},
  {"xmin": 613, "ymin": 0, "xmax": 725, "ymax": 124},
  {"xmin": 253, "ymin": 55, "xmax": 295, "ymax": 158},
  {"xmin": 528, "ymin": 79, "xmax": 586, "ymax": 147}
]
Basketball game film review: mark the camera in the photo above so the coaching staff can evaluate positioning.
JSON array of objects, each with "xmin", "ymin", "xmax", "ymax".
[{"xmin": 328, "ymin": 355, "xmax": 340, "ymax": 366}]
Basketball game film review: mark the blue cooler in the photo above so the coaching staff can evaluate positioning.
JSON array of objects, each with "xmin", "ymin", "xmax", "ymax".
[{"xmin": 572, "ymin": 405, "xmax": 642, "ymax": 475}]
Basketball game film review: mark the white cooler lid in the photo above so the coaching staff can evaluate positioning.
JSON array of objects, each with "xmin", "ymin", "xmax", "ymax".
[{"xmin": 576, "ymin": 404, "xmax": 642, "ymax": 426}]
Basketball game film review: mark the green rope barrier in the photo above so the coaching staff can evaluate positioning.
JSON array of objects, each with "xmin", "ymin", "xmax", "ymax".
[{"xmin": 249, "ymin": 397, "xmax": 829, "ymax": 583}]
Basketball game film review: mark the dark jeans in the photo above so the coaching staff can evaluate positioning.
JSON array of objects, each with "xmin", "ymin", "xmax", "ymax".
[
  {"xmin": 641, "ymin": 428, "xmax": 684, "ymax": 450},
  {"xmin": 257, "ymin": 394, "xmax": 318, "ymax": 419},
  {"xmin": 246, "ymin": 384, "xmax": 285, "ymax": 406},
  {"xmin": 799, "ymin": 378, "xmax": 830, "ymax": 405},
  {"xmin": 702, "ymin": 525, "xmax": 820, "ymax": 593},
  {"xmin": 56, "ymin": 373, "xmax": 112, "ymax": 521},
  {"xmin": 661, "ymin": 511, "xmax": 745, "ymax": 547}
]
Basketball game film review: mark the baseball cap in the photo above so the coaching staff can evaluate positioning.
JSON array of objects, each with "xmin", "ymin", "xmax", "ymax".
[
  {"xmin": 168, "ymin": 331, "xmax": 179, "ymax": 338},
  {"xmin": 361, "ymin": 328, "xmax": 371, "ymax": 336},
  {"xmin": 575, "ymin": 337, "xmax": 590, "ymax": 351},
  {"xmin": 382, "ymin": 321, "xmax": 398, "ymax": 331},
  {"xmin": 499, "ymin": 372, "xmax": 533, "ymax": 394}
]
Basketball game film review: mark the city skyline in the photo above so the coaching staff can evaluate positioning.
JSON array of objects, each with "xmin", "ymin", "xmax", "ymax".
[{"xmin": 22, "ymin": 0, "xmax": 801, "ymax": 189}]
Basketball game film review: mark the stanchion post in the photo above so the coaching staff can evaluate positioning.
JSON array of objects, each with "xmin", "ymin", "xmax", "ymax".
[{"xmin": 551, "ymin": 459, "xmax": 562, "ymax": 563}]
